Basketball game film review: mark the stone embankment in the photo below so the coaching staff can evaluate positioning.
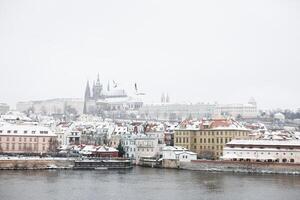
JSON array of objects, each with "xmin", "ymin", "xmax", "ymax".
[
  {"xmin": 179, "ymin": 160, "xmax": 300, "ymax": 175},
  {"xmin": 0, "ymin": 157, "xmax": 75, "ymax": 170}
]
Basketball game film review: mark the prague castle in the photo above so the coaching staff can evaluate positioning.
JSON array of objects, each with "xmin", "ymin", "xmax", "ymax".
[{"xmin": 83, "ymin": 74, "xmax": 143, "ymax": 117}]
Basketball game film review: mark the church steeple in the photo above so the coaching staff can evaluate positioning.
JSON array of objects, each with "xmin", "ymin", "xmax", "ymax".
[
  {"xmin": 166, "ymin": 93, "xmax": 170, "ymax": 103},
  {"xmin": 96, "ymin": 73, "xmax": 100, "ymax": 85},
  {"xmin": 84, "ymin": 80, "xmax": 91, "ymax": 100},
  {"xmin": 161, "ymin": 93, "xmax": 165, "ymax": 104},
  {"xmin": 93, "ymin": 73, "xmax": 103, "ymax": 100},
  {"xmin": 83, "ymin": 80, "xmax": 91, "ymax": 114},
  {"xmin": 107, "ymin": 81, "xmax": 110, "ymax": 91}
]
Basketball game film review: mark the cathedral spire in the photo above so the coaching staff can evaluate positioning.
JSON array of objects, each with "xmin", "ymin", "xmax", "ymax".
[
  {"xmin": 161, "ymin": 93, "xmax": 165, "ymax": 104},
  {"xmin": 107, "ymin": 81, "xmax": 110, "ymax": 91},
  {"xmin": 84, "ymin": 80, "xmax": 91, "ymax": 99},
  {"xmin": 166, "ymin": 93, "xmax": 170, "ymax": 103},
  {"xmin": 97, "ymin": 73, "xmax": 100, "ymax": 84},
  {"xmin": 83, "ymin": 80, "xmax": 91, "ymax": 114}
]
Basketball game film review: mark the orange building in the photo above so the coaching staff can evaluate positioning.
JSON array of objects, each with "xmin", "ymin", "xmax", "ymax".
[{"xmin": 0, "ymin": 123, "xmax": 57, "ymax": 154}]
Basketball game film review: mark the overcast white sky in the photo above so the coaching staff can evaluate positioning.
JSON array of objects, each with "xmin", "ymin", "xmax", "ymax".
[{"xmin": 0, "ymin": 0, "xmax": 299, "ymax": 110}]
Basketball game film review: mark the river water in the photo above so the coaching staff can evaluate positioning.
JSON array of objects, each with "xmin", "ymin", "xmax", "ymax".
[{"xmin": 0, "ymin": 167, "xmax": 299, "ymax": 200}]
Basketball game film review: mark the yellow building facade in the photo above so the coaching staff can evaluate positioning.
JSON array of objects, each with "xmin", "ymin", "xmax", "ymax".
[{"xmin": 174, "ymin": 128, "xmax": 250, "ymax": 159}]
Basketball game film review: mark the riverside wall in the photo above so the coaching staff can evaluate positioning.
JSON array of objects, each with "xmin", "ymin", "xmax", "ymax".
[
  {"xmin": 179, "ymin": 160, "xmax": 300, "ymax": 175},
  {"xmin": 162, "ymin": 159, "xmax": 180, "ymax": 169},
  {"xmin": 0, "ymin": 158, "xmax": 75, "ymax": 170}
]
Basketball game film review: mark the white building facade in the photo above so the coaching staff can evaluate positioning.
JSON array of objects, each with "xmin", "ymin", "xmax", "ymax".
[
  {"xmin": 222, "ymin": 139, "xmax": 300, "ymax": 163},
  {"xmin": 162, "ymin": 146, "xmax": 197, "ymax": 162}
]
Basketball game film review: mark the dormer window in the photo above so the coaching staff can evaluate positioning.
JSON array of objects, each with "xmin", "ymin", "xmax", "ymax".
[
  {"xmin": 24, "ymin": 130, "xmax": 27, "ymax": 134},
  {"xmin": 7, "ymin": 130, "xmax": 11, "ymax": 134},
  {"xmin": 13, "ymin": 130, "xmax": 17, "ymax": 133}
]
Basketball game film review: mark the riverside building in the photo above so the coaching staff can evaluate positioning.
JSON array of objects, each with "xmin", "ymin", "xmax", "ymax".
[
  {"xmin": 222, "ymin": 139, "xmax": 300, "ymax": 163},
  {"xmin": 0, "ymin": 123, "xmax": 57, "ymax": 154},
  {"xmin": 174, "ymin": 119, "xmax": 250, "ymax": 159}
]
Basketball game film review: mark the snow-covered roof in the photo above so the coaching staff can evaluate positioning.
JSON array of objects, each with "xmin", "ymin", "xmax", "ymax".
[
  {"xmin": 102, "ymin": 89, "xmax": 127, "ymax": 97},
  {"xmin": 227, "ymin": 139, "xmax": 300, "ymax": 147},
  {"xmin": 0, "ymin": 123, "xmax": 56, "ymax": 137},
  {"xmin": 1, "ymin": 111, "xmax": 32, "ymax": 121},
  {"xmin": 175, "ymin": 151, "xmax": 197, "ymax": 155},
  {"xmin": 97, "ymin": 96, "xmax": 142, "ymax": 104},
  {"xmin": 96, "ymin": 146, "xmax": 118, "ymax": 152},
  {"xmin": 162, "ymin": 146, "xmax": 187, "ymax": 151}
]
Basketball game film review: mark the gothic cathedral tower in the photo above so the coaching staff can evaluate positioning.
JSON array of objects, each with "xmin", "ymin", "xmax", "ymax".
[{"xmin": 83, "ymin": 80, "xmax": 91, "ymax": 114}]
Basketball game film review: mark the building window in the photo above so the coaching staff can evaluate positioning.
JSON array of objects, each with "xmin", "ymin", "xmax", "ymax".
[
  {"xmin": 6, "ymin": 137, "xmax": 9, "ymax": 141},
  {"xmin": 13, "ymin": 130, "xmax": 17, "ymax": 134},
  {"xmin": 24, "ymin": 130, "xmax": 27, "ymax": 134},
  {"xmin": 7, "ymin": 130, "xmax": 11, "ymax": 134},
  {"xmin": 194, "ymin": 138, "xmax": 196, "ymax": 143}
]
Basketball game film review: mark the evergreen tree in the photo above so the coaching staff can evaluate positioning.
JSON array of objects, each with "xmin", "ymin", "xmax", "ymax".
[{"xmin": 116, "ymin": 142, "xmax": 125, "ymax": 157}]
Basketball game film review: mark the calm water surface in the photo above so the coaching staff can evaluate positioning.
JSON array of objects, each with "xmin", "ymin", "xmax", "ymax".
[{"xmin": 0, "ymin": 167, "xmax": 299, "ymax": 200}]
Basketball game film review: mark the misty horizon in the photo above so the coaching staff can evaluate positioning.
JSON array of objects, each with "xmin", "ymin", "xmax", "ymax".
[{"xmin": 0, "ymin": 0, "xmax": 299, "ymax": 110}]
